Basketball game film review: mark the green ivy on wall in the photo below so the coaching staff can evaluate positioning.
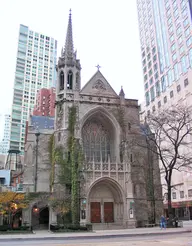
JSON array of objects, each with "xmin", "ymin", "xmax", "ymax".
[{"xmin": 48, "ymin": 104, "xmax": 83, "ymax": 225}]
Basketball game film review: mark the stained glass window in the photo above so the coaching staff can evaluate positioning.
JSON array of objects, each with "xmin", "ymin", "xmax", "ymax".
[{"xmin": 82, "ymin": 119, "xmax": 110, "ymax": 162}]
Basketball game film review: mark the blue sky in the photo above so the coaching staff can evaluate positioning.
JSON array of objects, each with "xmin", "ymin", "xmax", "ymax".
[{"xmin": 0, "ymin": 0, "xmax": 144, "ymax": 138}]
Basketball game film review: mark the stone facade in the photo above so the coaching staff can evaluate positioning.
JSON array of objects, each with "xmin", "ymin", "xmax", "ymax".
[{"xmin": 22, "ymin": 11, "xmax": 163, "ymax": 229}]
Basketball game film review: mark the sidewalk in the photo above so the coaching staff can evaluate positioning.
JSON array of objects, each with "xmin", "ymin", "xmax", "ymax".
[{"xmin": 0, "ymin": 226, "xmax": 191, "ymax": 241}]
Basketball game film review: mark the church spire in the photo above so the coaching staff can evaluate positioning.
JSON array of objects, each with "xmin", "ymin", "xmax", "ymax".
[{"xmin": 64, "ymin": 9, "xmax": 74, "ymax": 58}]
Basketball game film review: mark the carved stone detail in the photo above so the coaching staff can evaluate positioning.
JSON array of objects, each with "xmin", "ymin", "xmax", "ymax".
[{"xmin": 92, "ymin": 79, "xmax": 106, "ymax": 91}]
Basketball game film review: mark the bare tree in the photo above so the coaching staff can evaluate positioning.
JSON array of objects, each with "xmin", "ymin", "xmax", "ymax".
[{"xmin": 142, "ymin": 105, "xmax": 192, "ymax": 220}]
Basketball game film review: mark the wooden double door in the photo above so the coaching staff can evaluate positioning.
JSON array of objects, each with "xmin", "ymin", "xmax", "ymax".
[{"xmin": 90, "ymin": 202, "xmax": 114, "ymax": 223}]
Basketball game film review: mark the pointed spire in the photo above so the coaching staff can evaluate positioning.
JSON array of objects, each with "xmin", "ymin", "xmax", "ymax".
[
  {"xmin": 119, "ymin": 86, "xmax": 125, "ymax": 97},
  {"xmin": 64, "ymin": 9, "xmax": 74, "ymax": 58}
]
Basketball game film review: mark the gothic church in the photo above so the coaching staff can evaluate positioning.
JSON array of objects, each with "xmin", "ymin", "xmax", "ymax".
[{"xmin": 23, "ymin": 11, "xmax": 163, "ymax": 229}]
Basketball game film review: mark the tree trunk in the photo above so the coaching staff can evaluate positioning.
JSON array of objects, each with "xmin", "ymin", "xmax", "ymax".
[{"xmin": 167, "ymin": 183, "xmax": 173, "ymax": 226}]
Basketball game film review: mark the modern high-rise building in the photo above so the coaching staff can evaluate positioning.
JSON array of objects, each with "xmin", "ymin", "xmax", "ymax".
[
  {"xmin": 0, "ymin": 114, "xmax": 11, "ymax": 155},
  {"xmin": 10, "ymin": 24, "xmax": 57, "ymax": 154},
  {"xmin": 137, "ymin": 0, "xmax": 192, "ymax": 219},
  {"xmin": 137, "ymin": 0, "xmax": 192, "ymax": 118},
  {"xmin": 33, "ymin": 87, "xmax": 56, "ymax": 117}
]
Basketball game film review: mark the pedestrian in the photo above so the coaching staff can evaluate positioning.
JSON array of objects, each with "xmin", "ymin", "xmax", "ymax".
[
  {"xmin": 160, "ymin": 215, "xmax": 166, "ymax": 229},
  {"xmin": 173, "ymin": 215, "xmax": 178, "ymax": 228}
]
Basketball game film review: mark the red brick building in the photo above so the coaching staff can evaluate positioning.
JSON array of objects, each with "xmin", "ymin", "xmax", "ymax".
[{"xmin": 33, "ymin": 88, "xmax": 55, "ymax": 117}]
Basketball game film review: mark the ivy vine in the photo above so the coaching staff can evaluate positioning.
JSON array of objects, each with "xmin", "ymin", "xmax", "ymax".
[{"xmin": 48, "ymin": 104, "xmax": 83, "ymax": 225}]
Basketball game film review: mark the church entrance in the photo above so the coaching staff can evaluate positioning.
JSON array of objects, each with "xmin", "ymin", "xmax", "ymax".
[
  {"xmin": 104, "ymin": 202, "xmax": 114, "ymax": 223},
  {"xmin": 31, "ymin": 203, "xmax": 49, "ymax": 230},
  {"xmin": 90, "ymin": 202, "xmax": 114, "ymax": 223},
  {"xmin": 88, "ymin": 178, "xmax": 123, "ymax": 224},
  {"xmin": 91, "ymin": 202, "xmax": 101, "ymax": 223}
]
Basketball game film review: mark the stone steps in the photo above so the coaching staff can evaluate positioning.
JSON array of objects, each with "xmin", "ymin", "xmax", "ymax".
[{"xmin": 92, "ymin": 223, "xmax": 125, "ymax": 230}]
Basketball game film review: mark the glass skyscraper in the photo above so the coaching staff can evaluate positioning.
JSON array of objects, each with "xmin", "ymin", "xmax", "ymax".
[
  {"xmin": 137, "ymin": 0, "xmax": 192, "ymax": 116},
  {"xmin": 137, "ymin": 0, "xmax": 192, "ymax": 218},
  {"xmin": 10, "ymin": 24, "xmax": 57, "ymax": 153}
]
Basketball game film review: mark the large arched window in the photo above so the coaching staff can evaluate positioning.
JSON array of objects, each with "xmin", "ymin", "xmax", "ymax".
[
  {"xmin": 82, "ymin": 118, "xmax": 111, "ymax": 162},
  {"xmin": 67, "ymin": 70, "xmax": 73, "ymax": 89},
  {"xmin": 60, "ymin": 71, "xmax": 64, "ymax": 90}
]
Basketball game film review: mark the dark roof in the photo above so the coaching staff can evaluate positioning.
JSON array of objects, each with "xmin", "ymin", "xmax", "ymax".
[{"xmin": 31, "ymin": 116, "xmax": 54, "ymax": 130}]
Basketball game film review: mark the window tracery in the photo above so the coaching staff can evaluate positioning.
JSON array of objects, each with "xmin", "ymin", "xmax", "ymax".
[
  {"xmin": 67, "ymin": 70, "xmax": 73, "ymax": 89},
  {"xmin": 82, "ymin": 119, "xmax": 111, "ymax": 162}
]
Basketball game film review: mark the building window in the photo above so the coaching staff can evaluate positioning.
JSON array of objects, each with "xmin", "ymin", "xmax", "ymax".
[
  {"xmin": 180, "ymin": 191, "xmax": 184, "ymax": 199},
  {"xmin": 174, "ymin": 8, "xmax": 179, "ymax": 18},
  {"xmin": 189, "ymin": 49, "xmax": 192, "ymax": 67},
  {"xmin": 150, "ymin": 77, "xmax": 153, "ymax": 85},
  {"xmin": 155, "ymin": 81, "xmax": 160, "ymax": 97},
  {"xmin": 187, "ymin": 37, "xmax": 192, "ymax": 47},
  {"xmin": 67, "ymin": 70, "xmax": 73, "ymax": 89},
  {"xmin": 185, "ymin": 27, "xmax": 190, "ymax": 37},
  {"xmin": 172, "ymin": 53, "xmax": 177, "ymax": 61},
  {"xmin": 170, "ymin": 35, "xmax": 174, "ymax": 42},
  {"xmin": 155, "ymin": 72, "xmax": 158, "ymax": 80},
  {"xmin": 144, "ymin": 83, "xmax": 148, "ymax": 90},
  {"xmin": 172, "ymin": 192, "xmax": 176, "ymax": 199},
  {"xmin": 177, "ymin": 84, "xmax": 181, "ymax": 92},
  {"xmin": 178, "ymin": 36, "xmax": 183, "ymax": 45},
  {"xmin": 174, "ymin": 63, "xmax": 179, "ymax": 80},
  {"xmin": 154, "ymin": 63, "xmax": 158, "ymax": 71},
  {"xmin": 188, "ymin": 189, "xmax": 192, "ymax": 197},
  {"xmin": 184, "ymin": 78, "xmax": 189, "ymax": 87},
  {"xmin": 82, "ymin": 119, "xmax": 111, "ymax": 162},
  {"xmin": 179, "ymin": 46, "xmax": 184, "ymax": 55},
  {"xmin": 170, "ymin": 90, "xmax": 174, "ymax": 98},
  {"xmin": 183, "ymin": 18, "xmax": 189, "ymax": 27},
  {"xmin": 60, "ymin": 71, "xmax": 64, "ymax": 90},
  {"xmin": 161, "ymin": 76, "xmax": 166, "ymax": 92},
  {"xmin": 150, "ymin": 86, "xmax": 155, "ymax": 101},
  {"xmin": 145, "ymin": 91, "xmax": 150, "ymax": 106},
  {"xmin": 181, "ymin": 56, "xmax": 187, "ymax": 73},
  {"xmin": 171, "ymin": 43, "xmax": 176, "ymax": 52}
]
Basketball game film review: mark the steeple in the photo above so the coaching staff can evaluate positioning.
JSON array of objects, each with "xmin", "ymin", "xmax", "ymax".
[
  {"xmin": 56, "ymin": 9, "xmax": 81, "ymax": 96},
  {"xmin": 64, "ymin": 9, "xmax": 74, "ymax": 59}
]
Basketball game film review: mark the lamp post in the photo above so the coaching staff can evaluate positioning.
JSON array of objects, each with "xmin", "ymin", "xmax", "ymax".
[{"xmin": 34, "ymin": 131, "xmax": 40, "ymax": 192}]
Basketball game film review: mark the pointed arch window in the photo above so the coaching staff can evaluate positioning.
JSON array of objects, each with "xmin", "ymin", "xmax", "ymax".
[
  {"xmin": 60, "ymin": 71, "xmax": 64, "ymax": 90},
  {"xmin": 82, "ymin": 119, "xmax": 111, "ymax": 162},
  {"xmin": 67, "ymin": 70, "xmax": 73, "ymax": 89}
]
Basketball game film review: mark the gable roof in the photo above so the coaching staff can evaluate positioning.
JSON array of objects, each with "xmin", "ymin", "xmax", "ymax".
[{"xmin": 80, "ymin": 70, "xmax": 118, "ymax": 97}]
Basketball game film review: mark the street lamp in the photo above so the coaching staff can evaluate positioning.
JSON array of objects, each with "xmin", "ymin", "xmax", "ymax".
[{"xmin": 34, "ymin": 131, "xmax": 40, "ymax": 192}]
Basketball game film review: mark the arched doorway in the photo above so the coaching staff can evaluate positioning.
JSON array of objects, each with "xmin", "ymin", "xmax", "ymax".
[
  {"xmin": 87, "ymin": 178, "xmax": 125, "ymax": 224},
  {"xmin": 31, "ymin": 203, "xmax": 49, "ymax": 230},
  {"xmin": 39, "ymin": 207, "xmax": 49, "ymax": 227}
]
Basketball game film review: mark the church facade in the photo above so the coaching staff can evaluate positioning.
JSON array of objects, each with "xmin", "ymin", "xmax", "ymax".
[
  {"xmin": 23, "ymin": 11, "xmax": 163, "ymax": 229},
  {"xmin": 53, "ymin": 12, "xmax": 163, "ymax": 228}
]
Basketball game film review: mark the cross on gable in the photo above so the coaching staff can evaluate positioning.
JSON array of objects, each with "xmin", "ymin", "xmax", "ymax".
[{"xmin": 96, "ymin": 64, "xmax": 101, "ymax": 70}]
